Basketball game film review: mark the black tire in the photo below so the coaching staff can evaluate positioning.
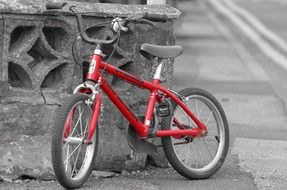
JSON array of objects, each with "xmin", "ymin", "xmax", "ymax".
[
  {"xmin": 51, "ymin": 93, "xmax": 99, "ymax": 189},
  {"xmin": 161, "ymin": 88, "xmax": 229, "ymax": 179}
]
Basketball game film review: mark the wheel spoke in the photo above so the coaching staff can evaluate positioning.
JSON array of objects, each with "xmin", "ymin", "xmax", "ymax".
[
  {"xmin": 178, "ymin": 107, "xmax": 190, "ymax": 124},
  {"xmin": 178, "ymin": 106, "xmax": 195, "ymax": 129},
  {"xmin": 184, "ymin": 139, "xmax": 192, "ymax": 166},
  {"xmin": 75, "ymin": 130, "xmax": 88, "ymax": 138},
  {"xmin": 74, "ymin": 119, "xmax": 89, "ymax": 138},
  {"xmin": 71, "ymin": 146, "xmax": 82, "ymax": 178},
  {"xmin": 193, "ymin": 141, "xmax": 201, "ymax": 168},
  {"xmin": 83, "ymin": 114, "xmax": 90, "ymax": 138},
  {"xmin": 64, "ymin": 143, "xmax": 81, "ymax": 165},
  {"xmin": 70, "ymin": 107, "xmax": 85, "ymax": 137},
  {"xmin": 201, "ymin": 137, "xmax": 213, "ymax": 160},
  {"xmin": 184, "ymin": 141, "xmax": 190, "ymax": 165},
  {"xmin": 204, "ymin": 110, "xmax": 214, "ymax": 126},
  {"xmin": 206, "ymin": 122, "xmax": 216, "ymax": 128},
  {"xmin": 63, "ymin": 107, "xmax": 85, "ymax": 150},
  {"xmin": 197, "ymin": 101, "xmax": 204, "ymax": 120}
]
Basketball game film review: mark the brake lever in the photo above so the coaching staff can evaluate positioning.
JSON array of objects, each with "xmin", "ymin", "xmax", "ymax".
[
  {"xmin": 120, "ymin": 16, "xmax": 155, "ymax": 33},
  {"xmin": 125, "ymin": 14, "xmax": 145, "ymax": 21}
]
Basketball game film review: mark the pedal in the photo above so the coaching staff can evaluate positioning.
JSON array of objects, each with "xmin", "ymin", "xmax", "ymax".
[
  {"xmin": 156, "ymin": 100, "xmax": 171, "ymax": 117},
  {"xmin": 127, "ymin": 124, "xmax": 158, "ymax": 154}
]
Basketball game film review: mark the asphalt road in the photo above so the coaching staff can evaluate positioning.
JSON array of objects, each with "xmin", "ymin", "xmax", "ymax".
[
  {"xmin": 235, "ymin": 0, "xmax": 287, "ymax": 41},
  {"xmin": 1, "ymin": 0, "xmax": 287, "ymax": 189}
]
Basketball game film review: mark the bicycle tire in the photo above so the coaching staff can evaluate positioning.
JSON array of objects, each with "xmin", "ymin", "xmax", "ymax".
[
  {"xmin": 161, "ymin": 88, "xmax": 229, "ymax": 179},
  {"xmin": 51, "ymin": 93, "xmax": 99, "ymax": 189}
]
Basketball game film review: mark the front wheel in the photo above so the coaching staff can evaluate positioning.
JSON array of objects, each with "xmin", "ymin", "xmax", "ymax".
[
  {"xmin": 161, "ymin": 88, "xmax": 229, "ymax": 179},
  {"xmin": 51, "ymin": 93, "xmax": 99, "ymax": 189}
]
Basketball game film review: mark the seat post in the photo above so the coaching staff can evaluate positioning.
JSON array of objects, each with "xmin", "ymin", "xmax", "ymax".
[{"xmin": 153, "ymin": 58, "xmax": 163, "ymax": 81}]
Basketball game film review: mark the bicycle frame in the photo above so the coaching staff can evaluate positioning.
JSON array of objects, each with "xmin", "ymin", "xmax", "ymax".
[{"xmin": 74, "ymin": 48, "xmax": 208, "ymax": 141}]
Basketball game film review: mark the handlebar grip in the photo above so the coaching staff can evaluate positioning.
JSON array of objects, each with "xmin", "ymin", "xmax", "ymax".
[
  {"xmin": 143, "ymin": 13, "xmax": 168, "ymax": 22},
  {"xmin": 46, "ymin": 2, "xmax": 67, "ymax": 10}
]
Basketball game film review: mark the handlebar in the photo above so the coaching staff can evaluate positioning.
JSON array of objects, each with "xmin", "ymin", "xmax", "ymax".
[
  {"xmin": 142, "ymin": 12, "xmax": 168, "ymax": 22},
  {"xmin": 70, "ymin": 6, "xmax": 120, "ymax": 45},
  {"xmin": 45, "ymin": 2, "xmax": 168, "ymax": 45},
  {"xmin": 45, "ymin": 2, "xmax": 67, "ymax": 10}
]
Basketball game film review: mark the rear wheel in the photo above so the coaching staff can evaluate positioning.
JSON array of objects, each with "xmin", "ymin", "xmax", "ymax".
[
  {"xmin": 51, "ymin": 93, "xmax": 99, "ymax": 189},
  {"xmin": 161, "ymin": 88, "xmax": 229, "ymax": 179}
]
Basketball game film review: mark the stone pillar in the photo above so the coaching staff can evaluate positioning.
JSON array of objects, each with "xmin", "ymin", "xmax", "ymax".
[{"xmin": 0, "ymin": 0, "xmax": 180, "ymax": 180}]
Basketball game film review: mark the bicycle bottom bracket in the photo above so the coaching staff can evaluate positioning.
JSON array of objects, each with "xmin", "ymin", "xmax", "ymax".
[{"xmin": 156, "ymin": 100, "xmax": 170, "ymax": 117}]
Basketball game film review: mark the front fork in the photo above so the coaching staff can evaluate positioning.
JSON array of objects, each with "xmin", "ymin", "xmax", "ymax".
[
  {"xmin": 64, "ymin": 81, "xmax": 102, "ymax": 143},
  {"xmin": 86, "ymin": 93, "xmax": 101, "ymax": 142}
]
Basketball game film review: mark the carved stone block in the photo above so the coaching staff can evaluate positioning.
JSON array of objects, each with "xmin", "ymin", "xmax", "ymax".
[{"xmin": 0, "ymin": 0, "xmax": 180, "ymax": 179}]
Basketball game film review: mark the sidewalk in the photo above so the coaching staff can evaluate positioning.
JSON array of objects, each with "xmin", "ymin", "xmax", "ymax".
[{"xmin": 1, "ymin": 0, "xmax": 287, "ymax": 189}]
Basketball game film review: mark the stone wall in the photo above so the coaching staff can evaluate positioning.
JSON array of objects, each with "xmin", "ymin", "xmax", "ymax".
[{"xmin": 0, "ymin": 0, "xmax": 180, "ymax": 180}]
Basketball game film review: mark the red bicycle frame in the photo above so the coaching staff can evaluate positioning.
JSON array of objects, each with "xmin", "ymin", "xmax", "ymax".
[{"xmin": 75, "ymin": 47, "xmax": 207, "ymax": 141}]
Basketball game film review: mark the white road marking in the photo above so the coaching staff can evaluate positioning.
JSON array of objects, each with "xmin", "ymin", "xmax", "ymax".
[
  {"xmin": 232, "ymin": 138, "xmax": 287, "ymax": 190},
  {"xmin": 223, "ymin": 0, "xmax": 287, "ymax": 54},
  {"xmin": 208, "ymin": 0, "xmax": 287, "ymax": 71},
  {"xmin": 205, "ymin": 5, "xmax": 269, "ymax": 81}
]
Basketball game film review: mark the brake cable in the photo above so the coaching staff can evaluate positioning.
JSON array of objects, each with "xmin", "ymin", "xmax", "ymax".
[
  {"xmin": 71, "ymin": 14, "xmax": 149, "ymax": 73},
  {"xmin": 71, "ymin": 19, "xmax": 119, "ymax": 70}
]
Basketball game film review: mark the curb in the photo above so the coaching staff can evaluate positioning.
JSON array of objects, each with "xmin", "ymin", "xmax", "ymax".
[{"xmin": 206, "ymin": 0, "xmax": 287, "ymax": 71}]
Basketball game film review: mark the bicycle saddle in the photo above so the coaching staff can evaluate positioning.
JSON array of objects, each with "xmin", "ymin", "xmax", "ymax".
[{"xmin": 140, "ymin": 43, "xmax": 183, "ymax": 60}]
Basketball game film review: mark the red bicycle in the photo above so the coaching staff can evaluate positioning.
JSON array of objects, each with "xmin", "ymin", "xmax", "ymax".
[{"xmin": 47, "ymin": 2, "xmax": 229, "ymax": 189}]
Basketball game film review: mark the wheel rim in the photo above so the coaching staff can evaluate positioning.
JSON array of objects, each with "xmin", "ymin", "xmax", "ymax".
[
  {"xmin": 171, "ymin": 94, "xmax": 225, "ymax": 172},
  {"xmin": 62, "ymin": 100, "xmax": 96, "ymax": 180}
]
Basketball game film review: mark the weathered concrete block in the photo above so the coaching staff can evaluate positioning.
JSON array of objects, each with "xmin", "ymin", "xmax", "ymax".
[
  {"xmin": 0, "ymin": 101, "xmax": 58, "ymax": 180},
  {"xmin": 0, "ymin": 0, "xmax": 180, "ymax": 179},
  {"xmin": 0, "ymin": 135, "xmax": 54, "ymax": 180}
]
